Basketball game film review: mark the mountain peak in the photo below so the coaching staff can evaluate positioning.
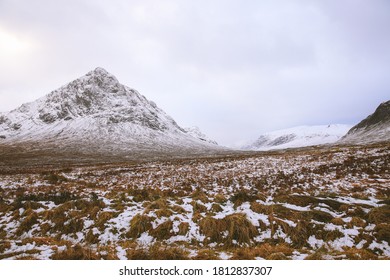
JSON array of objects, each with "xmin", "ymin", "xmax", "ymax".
[
  {"xmin": 87, "ymin": 67, "xmax": 115, "ymax": 79},
  {"xmin": 92, "ymin": 67, "xmax": 109, "ymax": 74},
  {"xmin": 83, "ymin": 67, "xmax": 120, "ymax": 88}
]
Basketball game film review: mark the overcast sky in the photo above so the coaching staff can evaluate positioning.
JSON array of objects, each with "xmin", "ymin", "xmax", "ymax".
[{"xmin": 0, "ymin": 0, "xmax": 389, "ymax": 146}]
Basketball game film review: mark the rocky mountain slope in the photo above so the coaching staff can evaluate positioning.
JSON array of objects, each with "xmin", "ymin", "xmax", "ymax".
[
  {"xmin": 242, "ymin": 124, "xmax": 352, "ymax": 151},
  {"xmin": 0, "ymin": 68, "xmax": 222, "ymax": 162},
  {"xmin": 340, "ymin": 100, "xmax": 390, "ymax": 144}
]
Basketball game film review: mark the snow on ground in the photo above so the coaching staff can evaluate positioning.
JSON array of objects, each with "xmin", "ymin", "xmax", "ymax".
[{"xmin": 0, "ymin": 144, "xmax": 389, "ymax": 259}]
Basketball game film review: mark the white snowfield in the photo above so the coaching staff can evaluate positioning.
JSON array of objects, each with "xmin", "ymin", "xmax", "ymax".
[
  {"xmin": 242, "ymin": 124, "xmax": 353, "ymax": 151},
  {"xmin": 0, "ymin": 68, "xmax": 221, "ymax": 155}
]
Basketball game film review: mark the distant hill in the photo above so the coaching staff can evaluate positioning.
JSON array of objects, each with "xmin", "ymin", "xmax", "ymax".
[
  {"xmin": 242, "ymin": 124, "xmax": 352, "ymax": 151},
  {"xmin": 340, "ymin": 100, "xmax": 390, "ymax": 144}
]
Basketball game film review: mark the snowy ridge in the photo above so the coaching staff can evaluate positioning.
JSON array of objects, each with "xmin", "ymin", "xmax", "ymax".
[
  {"xmin": 242, "ymin": 124, "xmax": 352, "ymax": 151},
  {"xmin": 340, "ymin": 100, "xmax": 390, "ymax": 144},
  {"xmin": 0, "ymin": 67, "xmax": 221, "ymax": 156}
]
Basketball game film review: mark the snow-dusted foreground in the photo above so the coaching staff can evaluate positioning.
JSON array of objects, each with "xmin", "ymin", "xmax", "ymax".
[{"xmin": 0, "ymin": 143, "xmax": 389, "ymax": 260}]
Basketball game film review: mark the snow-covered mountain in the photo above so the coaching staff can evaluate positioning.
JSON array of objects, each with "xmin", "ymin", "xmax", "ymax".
[
  {"xmin": 183, "ymin": 126, "xmax": 218, "ymax": 145},
  {"xmin": 340, "ymin": 100, "xmax": 390, "ymax": 144},
  {"xmin": 0, "ymin": 67, "xmax": 221, "ymax": 159},
  {"xmin": 242, "ymin": 124, "xmax": 352, "ymax": 151}
]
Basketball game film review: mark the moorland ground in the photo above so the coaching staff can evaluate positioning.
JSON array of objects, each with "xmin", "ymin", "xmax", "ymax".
[{"xmin": 0, "ymin": 143, "xmax": 389, "ymax": 260}]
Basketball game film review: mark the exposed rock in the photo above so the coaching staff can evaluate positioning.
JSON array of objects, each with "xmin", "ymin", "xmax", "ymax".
[{"xmin": 341, "ymin": 100, "xmax": 390, "ymax": 144}]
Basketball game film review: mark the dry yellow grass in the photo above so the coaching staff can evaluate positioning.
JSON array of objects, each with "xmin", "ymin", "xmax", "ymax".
[
  {"xmin": 127, "ymin": 214, "xmax": 152, "ymax": 238},
  {"xmin": 51, "ymin": 245, "xmax": 100, "ymax": 260},
  {"xmin": 200, "ymin": 213, "xmax": 258, "ymax": 247},
  {"xmin": 0, "ymin": 143, "xmax": 389, "ymax": 259}
]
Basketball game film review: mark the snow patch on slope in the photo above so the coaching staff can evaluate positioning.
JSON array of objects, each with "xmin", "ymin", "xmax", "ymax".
[{"xmin": 243, "ymin": 124, "xmax": 352, "ymax": 151}]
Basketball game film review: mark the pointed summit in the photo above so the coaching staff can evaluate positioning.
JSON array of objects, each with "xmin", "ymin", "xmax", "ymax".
[
  {"xmin": 92, "ymin": 67, "xmax": 110, "ymax": 74},
  {"xmin": 86, "ymin": 67, "xmax": 118, "ymax": 82},
  {"xmin": 0, "ymin": 68, "xmax": 221, "ymax": 162},
  {"xmin": 80, "ymin": 67, "xmax": 121, "ymax": 92}
]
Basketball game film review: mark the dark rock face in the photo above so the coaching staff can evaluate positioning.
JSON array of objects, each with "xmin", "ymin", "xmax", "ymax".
[
  {"xmin": 39, "ymin": 112, "xmax": 57, "ymax": 124},
  {"xmin": 348, "ymin": 100, "xmax": 390, "ymax": 133},
  {"xmin": 341, "ymin": 100, "xmax": 390, "ymax": 143},
  {"xmin": 0, "ymin": 115, "xmax": 7, "ymax": 125},
  {"xmin": 12, "ymin": 123, "xmax": 22, "ymax": 130}
]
